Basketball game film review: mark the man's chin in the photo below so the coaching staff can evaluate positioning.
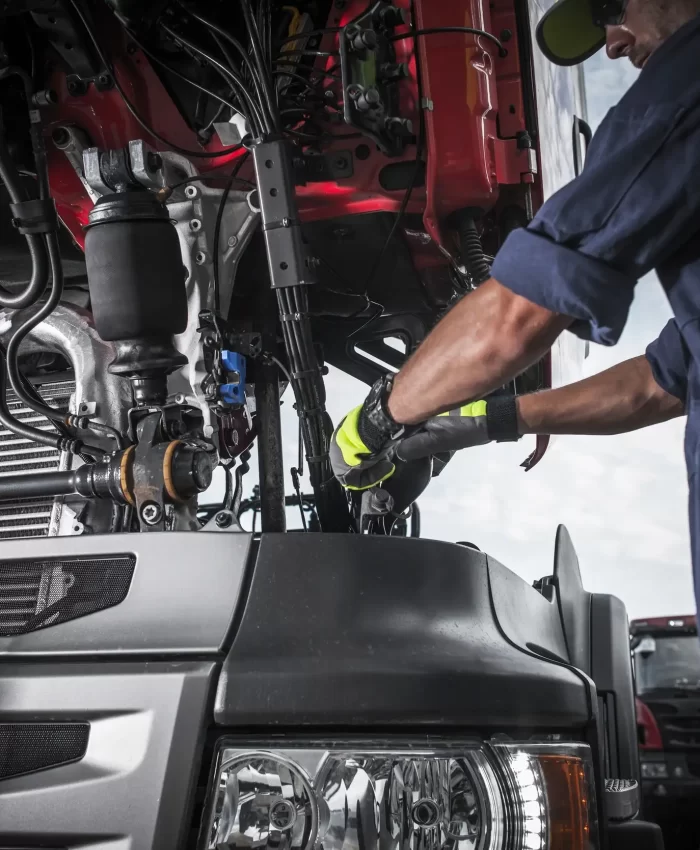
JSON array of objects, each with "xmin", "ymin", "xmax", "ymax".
[{"xmin": 631, "ymin": 51, "xmax": 651, "ymax": 68}]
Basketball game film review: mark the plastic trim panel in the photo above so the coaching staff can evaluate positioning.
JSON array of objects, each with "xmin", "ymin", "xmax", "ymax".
[
  {"xmin": 215, "ymin": 534, "xmax": 590, "ymax": 727},
  {"xmin": 0, "ymin": 660, "xmax": 215, "ymax": 850},
  {"xmin": 0, "ymin": 532, "xmax": 252, "ymax": 655}
]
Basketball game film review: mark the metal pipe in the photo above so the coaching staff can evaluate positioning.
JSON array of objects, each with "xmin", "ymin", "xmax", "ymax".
[
  {"xmin": 255, "ymin": 360, "xmax": 286, "ymax": 532},
  {"xmin": 0, "ymin": 470, "xmax": 76, "ymax": 501}
]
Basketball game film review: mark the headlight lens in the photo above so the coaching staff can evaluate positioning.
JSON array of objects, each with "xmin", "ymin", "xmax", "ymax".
[{"xmin": 202, "ymin": 741, "xmax": 598, "ymax": 850}]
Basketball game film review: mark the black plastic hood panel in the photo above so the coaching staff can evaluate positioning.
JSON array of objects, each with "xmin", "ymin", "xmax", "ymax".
[{"xmin": 215, "ymin": 534, "xmax": 591, "ymax": 728}]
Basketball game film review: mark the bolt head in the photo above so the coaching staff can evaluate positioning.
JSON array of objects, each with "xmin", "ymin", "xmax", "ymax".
[
  {"xmin": 189, "ymin": 219, "xmax": 202, "ymax": 232},
  {"xmin": 195, "ymin": 251, "xmax": 207, "ymax": 265},
  {"xmin": 215, "ymin": 511, "xmax": 233, "ymax": 528},
  {"xmin": 185, "ymin": 184, "xmax": 198, "ymax": 199},
  {"xmin": 141, "ymin": 501, "xmax": 163, "ymax": 525},
  {"xmin": 227, "ymin": 235, "xmax": 238, "ymax": 248}
]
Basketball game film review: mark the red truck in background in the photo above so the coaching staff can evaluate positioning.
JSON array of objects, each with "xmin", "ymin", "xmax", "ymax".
[{"xmin": 633, "ymin": 615, "xmax": 700, "ymax": 850}]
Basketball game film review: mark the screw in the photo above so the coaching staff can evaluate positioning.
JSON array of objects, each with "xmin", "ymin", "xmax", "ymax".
[
  {"xmin": 190, "ymin": 218, "xmax": 202, "ymax": 232},
  {"xmin": 98, "ymin": 73, "xmax": 111, "ymax": 87},
  {"xmin": 334, "ymin": 156, "xmax": 348, "ymax": 169},
  {"xmin": 174, "ymin": 393, "xmax": 187, "ymax": 404},
  {"xmin": 141, "ymin": 501, "xmax": 163, "ymax": 526},
  {"xmin": 215, "ymin": 511, "xmax": 233, "ymax": 529},
  {"xmin": 185, "ymin": 184, "xmax": 198, "ymax": 199},
  {"xmin": 195, "ymin": 251, "xmax": 207, "ymax": 265},
  {"xmin": 227, "ymin": 235, "xmax": 238, "ymax": 248},
  {"xmin": 67, "ymin": 80, "xmax": 80, "ymax": 96}
]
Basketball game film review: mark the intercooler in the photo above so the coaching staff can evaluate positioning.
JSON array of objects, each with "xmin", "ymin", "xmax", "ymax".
[{"xmin": 0, "ymin": 379, "xmax": 74, "ymax": 540}]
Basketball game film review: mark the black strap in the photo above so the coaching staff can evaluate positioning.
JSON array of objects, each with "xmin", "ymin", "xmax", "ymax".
[
  {"xmin": 10, "ymin": 198, "xmax": 57, "ymax": 235},
  {"xmin": 486, "ymin": 394, "xmax": 521, "ymax": 442}
]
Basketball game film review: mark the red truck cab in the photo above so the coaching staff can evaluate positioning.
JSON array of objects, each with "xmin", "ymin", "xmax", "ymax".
[{"xmin": 633, "ymin": 615, "xmax": 700, "ymax": 850}]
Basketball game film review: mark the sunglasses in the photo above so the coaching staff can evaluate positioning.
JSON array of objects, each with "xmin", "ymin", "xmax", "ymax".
[{"xmin": 591, "ymin": 0, "xmax": 628, "ymax": 27}]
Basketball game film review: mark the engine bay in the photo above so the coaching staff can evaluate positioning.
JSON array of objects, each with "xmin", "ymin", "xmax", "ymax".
[{"xmin": 0, "ymin": 0, "xmax": 547, "ymax": 544}]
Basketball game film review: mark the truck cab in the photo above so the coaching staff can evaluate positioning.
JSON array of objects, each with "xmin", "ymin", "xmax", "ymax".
[{"xmin": 634, "ymin": 615, "xmax": 700, "ymax": 849}]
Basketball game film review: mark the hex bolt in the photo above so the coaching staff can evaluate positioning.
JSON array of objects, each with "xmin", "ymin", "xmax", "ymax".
[
  {"xmin": 141, "ymin": 501, "xmax": 163, "ymax": 526},
  {"xmin": 190, "ymin": 219, "xmax": 202, "ymax": 232},
  {"xmin": 195, "ymin": 251, "xmax": 207, "ymax": 265},
  {"xmin": 185, "ymin": 185, "xmax": 198, "ymax": 199},
  {"xmin": 227, "ymin": 235, "xmax": 238, "ymax": 248},
  {"xmin": 174, "ymin": 393, "xmax": 187, "ymax": 405},
  {"xmin": 215, "ymin": 511, "xmax": 233, "ymax": 529}
]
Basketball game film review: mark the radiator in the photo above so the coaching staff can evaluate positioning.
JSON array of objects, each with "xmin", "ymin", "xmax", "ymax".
[{"xmin": 0, "ymin": 380, "xmax": 74, "ymax": 540}]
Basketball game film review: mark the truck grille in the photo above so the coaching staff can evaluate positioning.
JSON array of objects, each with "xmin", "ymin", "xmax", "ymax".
[{"xmin": 0, "ymin": 380, "xmax": 73, "ymax": 540}]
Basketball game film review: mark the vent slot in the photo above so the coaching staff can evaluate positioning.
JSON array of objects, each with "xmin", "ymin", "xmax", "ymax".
[
  {"xmin": 0, "ymin": 722, "xmax": 89, "ymax": 781},
  {"xmin": 0, "ymin": 554, "xmax": 135, "ymax": 635}
]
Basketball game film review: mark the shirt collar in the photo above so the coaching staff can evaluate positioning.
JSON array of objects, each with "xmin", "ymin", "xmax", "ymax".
[{"xmin": 640, "ymin": 11, "xmax": 700, "ymax": 77}]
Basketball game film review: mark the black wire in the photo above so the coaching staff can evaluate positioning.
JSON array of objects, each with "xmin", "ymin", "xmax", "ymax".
[
  {"xmin": 272, "ymin": 51, "xmax": 338, "ymax": 60},
  {"xmin": 390, "ymin": 27, "xmax": 507, "ymax": 56},
  {"xmin": 119, "ymin": 26, "xmax": 242, "ymax": 117},
  {"xmin": 213, "ymin": 153, "xmax": 250, "ymax": 315},
  {"xmin": 175, "ymin": 3, "xmax": 275, "ymax": 134},
  {"xmin": 240, "ymin": 0, "xmax": 280, "ymax": 133},
  {"xmin": 161, "ymin": 23, "xmax": 264, "ymax": 135},
  {"xmin": 71, "ymin": 0, "xmax": 241, "ymax": 159}
]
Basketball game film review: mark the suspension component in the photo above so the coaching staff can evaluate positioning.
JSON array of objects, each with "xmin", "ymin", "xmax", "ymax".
[
  {"xmin": 84, "ymin": 189, "xmax": 188, "ymax": 406},
  {"xmin": 0, "ymin": 442, "xmax": 213, "ymax": 507}
]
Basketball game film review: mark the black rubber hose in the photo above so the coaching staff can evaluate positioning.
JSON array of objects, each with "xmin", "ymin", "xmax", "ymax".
[
  {"xmin": 0, "ymin": 347, "xmax": 61, "ymax": 450},
  {"xmin": 5, "ymin": 231, "xmax": 65, "ymax": 421},
  {"xmin": 0, "ymin": 134, "xmax": 49, "ymax": 309},
  {"xmin": 456, "ymin": 214, "xmax": 491, "ymax": 286}
]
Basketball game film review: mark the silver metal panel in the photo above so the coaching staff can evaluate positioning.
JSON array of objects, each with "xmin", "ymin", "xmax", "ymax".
[
  {"xmin": 0, "ymin": 531, "xmax": 251, "ymax": 655},
  {"xmin": 0, "ymin": 660, "xmax": 215, "ymax": 850}
]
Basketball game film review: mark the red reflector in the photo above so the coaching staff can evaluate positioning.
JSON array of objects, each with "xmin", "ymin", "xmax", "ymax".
[{"xmin": 636, "ymin": 698, "xmax": 663, "ymax": 750}]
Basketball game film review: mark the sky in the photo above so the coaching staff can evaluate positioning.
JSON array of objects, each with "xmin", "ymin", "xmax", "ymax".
[{"xmin": 225, "ymin": 48, "xmax": 692, "ymax": 621}]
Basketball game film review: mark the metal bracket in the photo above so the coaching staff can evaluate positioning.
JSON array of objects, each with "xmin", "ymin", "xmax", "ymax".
[
  {"xmin": 252, "ymin": 140, "xmax": 316, "ymax": 289},
  {"xmin": 293, "ymin": 150, "xmax": 354, "ymax": 185},
  {"xmin": 31, "ymin": 4, "xmax": 113, "ymax": 96}
]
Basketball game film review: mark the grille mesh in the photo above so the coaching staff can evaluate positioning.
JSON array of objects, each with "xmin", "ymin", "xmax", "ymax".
[
  {"xmin": 0, "ymin": 554, "xmax": 135, "ymax": 636},
  {"xmin": 0, "ymin": 722, "xmax": 89, "ymax": 780},
  {"xmin": 0, "ymin": 380, "xmax": 73, "ymax": 540}
]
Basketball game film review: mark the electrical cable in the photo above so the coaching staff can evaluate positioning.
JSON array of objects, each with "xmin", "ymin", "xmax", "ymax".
[
  {"xmin": 273, "ymin": 50, "xmax": 338, "ymax": 59},
  {"xmin": 72, "ymin": 0, "xmax": 242, "ymax": 159},
  {"xmin": 161, "ymin": 23, "xmax": 264, "ymax": 135},
  {"xmin": 175, "ymin": 3, "xmax": 275, "ymax": 133},
  {"xmin": 118, "ymin": 26, "xmax": 243, "ymax": 117},
  {"xmin": 212, "ymin": 153, "xmax": 250, "ymax": 314},
  {"xmin": 390, "ymin": 26, "xmax": 507, "ymax": 56},
  {"xmin": 240, "ymin": 0, "xmax": 280, "ymax": 132}
]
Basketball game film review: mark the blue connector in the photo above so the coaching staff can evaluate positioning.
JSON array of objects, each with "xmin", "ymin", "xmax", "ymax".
[{"xmin": 220, "ymin": 350, "xmax": 247, "ymax": 407}]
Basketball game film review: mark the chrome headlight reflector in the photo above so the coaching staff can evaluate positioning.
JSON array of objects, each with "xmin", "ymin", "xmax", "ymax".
[{"xmin": 202, "ymin": 741, "xmax": 598, "ymax": 850}]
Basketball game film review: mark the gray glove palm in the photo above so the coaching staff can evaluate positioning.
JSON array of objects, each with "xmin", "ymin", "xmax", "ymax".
[{"xmin": 396, "ymin": 401, "xmax": 492, "ymax": 462}]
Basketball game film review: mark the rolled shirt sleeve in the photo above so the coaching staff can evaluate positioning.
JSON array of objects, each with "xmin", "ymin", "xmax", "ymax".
[
  {"xmin": 646, "ymin": 319, "xmax": 690, "ymax": 404},
  {"xmin": 491, "ymin": 96, "xmax": 700, "ymax": 346}
]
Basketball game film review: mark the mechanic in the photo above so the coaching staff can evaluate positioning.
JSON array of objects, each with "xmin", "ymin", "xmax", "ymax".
[{"xmin": 330, "ymin": 0, "xmax": 700, "ymax": 598}]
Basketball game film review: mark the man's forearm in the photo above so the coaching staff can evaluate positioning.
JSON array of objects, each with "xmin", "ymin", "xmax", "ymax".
[
  {"xmin": 387, "ymin": 278, "xmax": 572, "ymax": 425},
  {"xmin": 517, "ymin": 355, "xmax": 684, "ymax": 436}
]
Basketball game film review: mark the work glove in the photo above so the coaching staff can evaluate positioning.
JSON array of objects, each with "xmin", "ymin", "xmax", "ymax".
[
  {"xmin": 399, "ymin": 397, "xmax": 521, "ymax": 461},
  {"xmin": 330, "ymin": 375, "xmax": 408, "ymax": 491},
  {"xmin": 331, "ymin": 377, "xmax": 521, "ymax": 490}
]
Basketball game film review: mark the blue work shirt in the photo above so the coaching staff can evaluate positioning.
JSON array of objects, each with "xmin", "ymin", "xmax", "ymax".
[{"xmin": 491, "ymin": 14, "xmax": 700, "ymax": 609}]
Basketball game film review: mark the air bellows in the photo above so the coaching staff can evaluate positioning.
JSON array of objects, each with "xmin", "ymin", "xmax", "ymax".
[{"xmin": 84, "ymin": 191, "xmax": 187, "ymax": 404}]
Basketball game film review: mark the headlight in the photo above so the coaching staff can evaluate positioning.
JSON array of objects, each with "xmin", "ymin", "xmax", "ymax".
[
  {"xmin": 640, "ymin": 761, "xmax": 668, "ymax": 779},
  {"xmin": 201, "ymin": 741, "xmax": 599, "ymax": 850}
]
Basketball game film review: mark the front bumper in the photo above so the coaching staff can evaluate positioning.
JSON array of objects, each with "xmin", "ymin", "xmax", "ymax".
[{"xmin": 0, "ymin": 533, "xmax": 596, "ymax": 849}]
